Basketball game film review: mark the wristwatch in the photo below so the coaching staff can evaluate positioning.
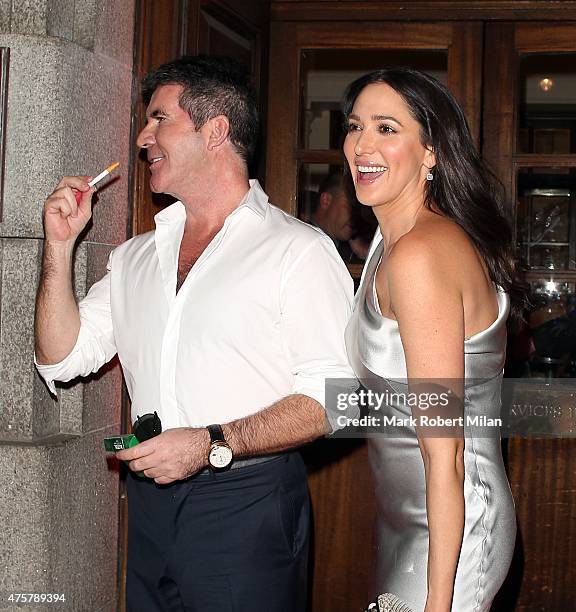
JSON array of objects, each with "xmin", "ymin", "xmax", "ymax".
[{"xmin": 206, "ymin": 424, "xmax": 233, "ymax": 470}]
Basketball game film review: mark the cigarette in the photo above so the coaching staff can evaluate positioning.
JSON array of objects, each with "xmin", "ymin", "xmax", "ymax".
[{"xmin": 88, "ymin": 161, "xmax": 120, "ymax": 187}]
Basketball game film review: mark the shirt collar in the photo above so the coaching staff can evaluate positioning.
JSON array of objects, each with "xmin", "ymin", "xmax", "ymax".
[
  {"xmin": 239, "ymin": 179, "xmax": 269, "ymax": 219},
  {"xmin": 153, "ymin": 179, "xmax": 269, "ymax": 228}
]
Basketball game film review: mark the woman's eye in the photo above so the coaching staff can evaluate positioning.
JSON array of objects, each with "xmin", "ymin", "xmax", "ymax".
[
  {"xmin": 379, "ymin": 124, "xmax": 396, "ymax": 134},
  {"xmin": 347, "ymin": 123, "xmax": 361, "ymax": 132}
]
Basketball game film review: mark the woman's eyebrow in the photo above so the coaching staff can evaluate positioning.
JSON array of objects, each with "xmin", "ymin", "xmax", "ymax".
[
  {"xmin": 372, "ymin": 114, "xmax": 403, "ymax": 126},
  {"xmin": 347, "ymin": 113, "xmax": 403, "ymax": 127}
]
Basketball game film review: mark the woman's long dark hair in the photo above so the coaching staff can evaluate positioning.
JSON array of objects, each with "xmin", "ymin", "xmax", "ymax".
[{"xmin": 343, "ymin": 68, "xmax": 523, "ymax": 318}]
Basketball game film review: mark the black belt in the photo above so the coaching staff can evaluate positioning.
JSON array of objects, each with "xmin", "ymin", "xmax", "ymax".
[{"xmin": 196, "ymin": 453, "xmax": 285, "ymax": 476}]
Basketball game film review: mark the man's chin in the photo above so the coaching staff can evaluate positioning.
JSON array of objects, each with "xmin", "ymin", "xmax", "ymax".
[{"xmin": 338, "ymin": 231, "xmax": 354, "ymax": 242}]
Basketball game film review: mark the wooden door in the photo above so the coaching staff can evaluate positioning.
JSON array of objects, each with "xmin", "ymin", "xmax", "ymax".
[
  {"xmin": 484, "ymin": 23, "xmax": 576, "ymax": 612},
  {"xmin": 132, "ymin": 0, "xmax": 269, "ymax": 236},
  {"xmin": 266, "ymin": 21, "xmax": 483, "ymax": 611},
  {"xmin": 266, "ymin": 21, "xmax": 482, "ymax": 215},
  {"xmin": 128, "ymin": 6, "xmax": 576, "ymax": 611}
]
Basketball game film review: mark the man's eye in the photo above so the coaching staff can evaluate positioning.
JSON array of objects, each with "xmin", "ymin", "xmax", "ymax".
[{"xmin": 144, "ymin": 117, "xmax": 164, "ymax": 127}]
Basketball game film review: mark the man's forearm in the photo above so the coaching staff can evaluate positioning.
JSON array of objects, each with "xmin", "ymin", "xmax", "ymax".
[
  {"xmin": 34, "ymin": 240, "xmax": 81, "ymax": 364},
  {"xmin": 223, "ymin": 394, "xmax": 331, "ymax": 457}
]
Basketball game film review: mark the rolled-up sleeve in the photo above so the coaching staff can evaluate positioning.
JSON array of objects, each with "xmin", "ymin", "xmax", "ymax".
[
  {"xmin": 280, "ymin": 235, "xmax": 358, "ymax": 431},
  {"xmin": 35, "ymin": 255, "xmax": 117, "ymax": 395}
]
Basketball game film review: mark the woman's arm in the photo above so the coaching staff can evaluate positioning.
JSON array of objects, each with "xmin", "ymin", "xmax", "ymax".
[{"xmin": 384, "ymin": 233, "xmax": 466, "ymax": 612}]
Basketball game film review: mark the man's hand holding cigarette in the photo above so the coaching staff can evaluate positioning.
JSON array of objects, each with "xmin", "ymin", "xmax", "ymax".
[
  {"xmin": 43, "ymin": 176, "xmax": 96, "ymax": 243},
  {"xmin": 35, "ymin": 164, "xmax": 119, "ymax": 366},
  {"xmin": 43, "ymin": 163, "xmax": 119, "ymax": 243}
]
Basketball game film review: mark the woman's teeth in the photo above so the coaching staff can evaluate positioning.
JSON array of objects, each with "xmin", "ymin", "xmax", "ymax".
[{"xmin": 358, "ymin": 165, "xmax": 387, "ymax": 173}]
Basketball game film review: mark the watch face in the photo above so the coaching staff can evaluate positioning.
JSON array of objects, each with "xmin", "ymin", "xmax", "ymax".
[{"xmin": 209, "ymin": 443, "xmax": 233, "ymax": 469}]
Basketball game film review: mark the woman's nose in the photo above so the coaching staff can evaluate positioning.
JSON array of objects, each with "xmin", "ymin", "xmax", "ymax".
[{"xmin": 354, "ymin": 130, "xmax": 375, "ymax": 156}]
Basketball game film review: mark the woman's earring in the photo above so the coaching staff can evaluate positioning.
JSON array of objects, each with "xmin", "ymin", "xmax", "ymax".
[{"xmin": 426, "ymin": 172, "xmax": 433, "ymax": 181}]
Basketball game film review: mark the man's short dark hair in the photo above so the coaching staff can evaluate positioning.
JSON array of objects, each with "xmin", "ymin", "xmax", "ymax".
[
  {"xmin": 318, "ymin": 173, "xmax": 344, "ymax": 197},
  {"xmin": 305, "ymin": 174, "xmax": 344, "ymax": 216},
  {"xmin": 142, "ymin": 55, "xmax": 259, "ymax": 164}
]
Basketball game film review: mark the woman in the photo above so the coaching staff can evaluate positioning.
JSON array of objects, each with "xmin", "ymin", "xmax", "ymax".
[{"xmin": 343, "ymin": 69, "xmax": 517, "ymax": 612}]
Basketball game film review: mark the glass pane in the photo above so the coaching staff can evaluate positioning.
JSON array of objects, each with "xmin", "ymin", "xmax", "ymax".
[
  {"xmin": 507, "ymin": 276, "xmax": 576, "ymax": 379},
  {"xmin": 525, "ymin": 279, "xmax": 576, "ymax": 379},
  {"xmin": 517, "ymin": 54, "xmax": 576, "ymax": 153},
  {"xmin": 298, "ymin": 162, "xmax": 332, "ymax": 225},
  {"xmin": 509, "ymin": 167, "xmax": 576, "ymax": 379},
  {"xmin": 529, "ymin": 245, "xmax": 569, "ymax": 269},
  {"xmin": 297, "ymin": 163, "xmax": 377, "ymax": 264},
  {"xmin": 198, "ymin": 12, "xmax": 252, "ymax": 69},
  {"xmin": 300, "ymin": 50, "xmax": 447, "ymax": 150},
  {"xmin": 516, "ymin": 168, "xmax": 576, "ymax": 271}
]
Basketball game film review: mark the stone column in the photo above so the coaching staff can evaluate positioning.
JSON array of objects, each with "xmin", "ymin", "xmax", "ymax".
[{"xmin": 0, "ymin": 1, "xmax": 135, "ymax": 610}]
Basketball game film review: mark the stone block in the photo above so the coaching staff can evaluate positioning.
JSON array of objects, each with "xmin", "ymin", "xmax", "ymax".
[
  {"xmin": 46, "ymin": 0, "xmax": 74, "ymax": 41},
  {"xmin": 0, "ymin": 1, "xmax": 11, "ymax": 33},
  {"xmin": 73, "ymin": 0, "xmax": 97, "ymax": 50},
  {"xmin": 0, "ymin": 434, "xmax": 119, "ymax": 611},
  {"xmin": 0, "ymin": 35, "xmax": 70, "ymax": 238},
  {"xmin": 30, "ymin": 241, "xmax": 122, "ymax": 440},
  {"xmin": 46, "ymin": 427, "xmax": 120, "ymax": 610},
  {"xmin": 0, "ymin": 238, "xmax": 41, "ymax": 440},
  {"xmin": 81, "ymin": 241, "xmax": 122, "ymax": 435},
  {"xmin": 59, "ymin": 50, "xmax": 132, "ymax": 245},
  {"xmin": 31, "ymin": 241, "xmax": 87, "ymax": 439},
  {"xmin": 93, "ymin": 0, "xmax": 135, "ymax": 67},
  {"xmin": 0, "ymin": 445, "xmax": 51, "ymax": 593},
  {"xmin": 10, "ymin": 0, "xmax": 47, "ymax": 36},
  {"xmin": 0, "ymin": 35, "xmax": 132, "ymax": 244},
  {"xmin": 0, "ymin": 1, "xmax": 133, "ymax": 606},
  {"xmin": 0, "ymin": 237, "xmax": 95, "ymax": 442}
]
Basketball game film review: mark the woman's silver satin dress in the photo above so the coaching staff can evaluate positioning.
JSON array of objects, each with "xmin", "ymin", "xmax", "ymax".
[{"xmin": 345, "ymin": 236, "xmax": 516, "ymax": 612}]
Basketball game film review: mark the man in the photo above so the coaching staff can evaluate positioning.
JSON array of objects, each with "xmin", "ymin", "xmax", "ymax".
[
  {"xmin": 34, "ymin": 56, "xmax": 354, "ymax": 611},
  {"xmin": 304, "ymin": 173, "xmax": 370, "ymax": 263}
]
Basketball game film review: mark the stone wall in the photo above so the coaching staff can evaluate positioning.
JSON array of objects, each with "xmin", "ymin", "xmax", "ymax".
[{"xmin": 0, "ymin": 1, "xmax": 135, "ymax": 610}]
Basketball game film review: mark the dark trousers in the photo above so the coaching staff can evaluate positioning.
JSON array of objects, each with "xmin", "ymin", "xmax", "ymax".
[{"xmin": 126, "ymin": 453, "xmax": 310, "ymax": 612}]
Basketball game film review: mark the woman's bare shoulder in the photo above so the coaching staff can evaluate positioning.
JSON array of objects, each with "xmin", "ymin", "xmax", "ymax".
[{"xmin": 391, "ymin": 215, "xmax": 477, "ymax": 267}]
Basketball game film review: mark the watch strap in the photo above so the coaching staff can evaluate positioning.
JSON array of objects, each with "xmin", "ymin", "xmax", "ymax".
[{"xmin": 207, "ymin": 423, "xmax": 225, "ymax": 444}]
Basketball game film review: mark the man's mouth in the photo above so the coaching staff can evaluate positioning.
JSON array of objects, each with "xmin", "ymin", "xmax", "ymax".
[
  {"xmin": 149, "ymin": 156, "xmax": 164, "ymax": 167},
  {"xmin": 356, "ymin": 165, "xmax": 388, "ymax": 182}
]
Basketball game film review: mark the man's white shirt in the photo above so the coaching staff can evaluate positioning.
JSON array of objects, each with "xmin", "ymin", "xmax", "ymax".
[{"xmin": 36, "ymin": 180, "xmax": 355, "ymax": 430}]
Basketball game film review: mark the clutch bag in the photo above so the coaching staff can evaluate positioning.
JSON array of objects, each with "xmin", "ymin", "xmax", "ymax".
[{"xmin": 365, "ymin": 592, "xmax": 414, "ymax": 612}]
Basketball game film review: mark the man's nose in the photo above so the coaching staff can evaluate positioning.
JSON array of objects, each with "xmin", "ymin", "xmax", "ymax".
[{"xmin": 136, "ymin": 123, "xmax": 155, "ymax": 149}]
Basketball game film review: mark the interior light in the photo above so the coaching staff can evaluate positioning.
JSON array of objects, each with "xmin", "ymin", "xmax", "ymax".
[{"xmin": 545, "ymin": 280, "xmax": 557, "ymax": 292}]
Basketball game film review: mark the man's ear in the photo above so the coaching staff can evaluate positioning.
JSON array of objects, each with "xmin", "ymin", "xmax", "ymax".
[
  {"xmin": 206, "ymin": 115, "xmax": 230, "ymax": 150},
  {"xmin": 319, "ymin": 191, "xmax": 333, "ymax": 210}
]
